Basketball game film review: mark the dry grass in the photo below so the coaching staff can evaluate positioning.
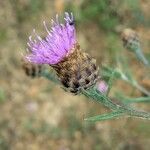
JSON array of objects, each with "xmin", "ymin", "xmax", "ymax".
[{"xmin": 0, "ymin": 0, "xmax": 149, "ymax": 150}]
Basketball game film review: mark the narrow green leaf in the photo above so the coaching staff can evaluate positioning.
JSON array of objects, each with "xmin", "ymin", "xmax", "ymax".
[
  {"xmin": 121, "ymin": 96, "xmax": 150, "ymax": 104},
  {"xmin": 85, "ymin": 111, "xmax": 125, "ymax": 122}
]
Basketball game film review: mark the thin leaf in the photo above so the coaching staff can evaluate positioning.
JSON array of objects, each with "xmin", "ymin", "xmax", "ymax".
[{"xmin": 85, "ymin": 111, "xmax": 125, "ymax": 122}]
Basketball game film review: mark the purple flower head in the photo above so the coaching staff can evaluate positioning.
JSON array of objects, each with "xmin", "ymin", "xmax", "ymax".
[{"xmin": 26, "ymin": 12, "xmax": 76, "ymax": 65}]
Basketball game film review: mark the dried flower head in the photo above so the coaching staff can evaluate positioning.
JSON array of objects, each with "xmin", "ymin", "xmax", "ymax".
[
  {"xmin": 25, "ymin": 12, "xmax": 99, "ymax": 94},
  {"xmin": 121, "ymin": 28, "xmax": 140, "ymax": 52}
]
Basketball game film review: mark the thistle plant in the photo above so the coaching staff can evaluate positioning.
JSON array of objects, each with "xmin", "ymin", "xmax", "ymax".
[{"xmin": 23, "ymin": 12, "xmax": 150, "ymax": 122}]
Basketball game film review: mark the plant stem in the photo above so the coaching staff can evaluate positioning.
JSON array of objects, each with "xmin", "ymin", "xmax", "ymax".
[
  {"xmin": 41, "ymin": 70, "xmax": 59, "ymax": 84},
  {"xmin": 120, "ymin": 71, "xmax": 150, "ymax": 96},
  {"xmin": 82, "ymin": 88, "xmax": 150, "ymax": 120},
  {"xmin": 118, "ymin": 96, "xmax": 150, "ymax": 104},
  {"xmin": 135, "ymin": 48, "xmax": 149, "ymax": 66},
  {"xmin": 85, "ymin": 111, "xmax": 126, "ymax": 122},
  {"xmin": 133, "ymin": 82, "xmax": 150, "ymax": 96},
  {"xmin": 40, "ymin": 69, "xmax": 150, "ymax": 121}
]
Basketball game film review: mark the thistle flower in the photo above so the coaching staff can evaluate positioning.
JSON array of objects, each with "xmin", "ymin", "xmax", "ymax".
[
  {"xmin": 27, "ymin": 13, "xmax": 76, "ymax": 64},
  {"xmin": 25, "ymin": 13, "xmax": 99, "ymax": 94}
]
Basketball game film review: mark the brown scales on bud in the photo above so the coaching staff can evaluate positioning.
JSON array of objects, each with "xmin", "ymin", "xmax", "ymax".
[
  {"xmin": 22, "ymin": 59, "xmax": 42, "ymax": 78},
  {"xmin": 51, "ymin": 43, "xmax": 99, "ymax": 94},
  {"xmin": 121, "ymin": 28, "xmax": 140, "ymax": 51}
]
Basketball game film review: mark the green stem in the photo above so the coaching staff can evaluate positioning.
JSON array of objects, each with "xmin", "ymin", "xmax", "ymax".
[
  {"xmin": 85, "ymin": 111, "xmax": 126, "ymax": 122},
  {"xmin": 82, "ymin": 88, "xmax": 150, "ymax": 120},
  {"xmin": 120, "ymin": 71, "xmax": 150, "ymax": 96},
  {"xmin": 120, "ymin": 96, "xmax": 150, "ymax": 104},
  {"xmin": 135, "ymin": 48, "xmax": 149, "ymax": 66},
  {"xmin": 133, "ymin": 82, "xmax": 150, "ymax": 96},
  {"xmin": 82, "ymin": 88, "xmax": 119, "ymax": 111},
  {"xmin": 41, "ymin": 70, "xmax": 59, "ymax": 84}
]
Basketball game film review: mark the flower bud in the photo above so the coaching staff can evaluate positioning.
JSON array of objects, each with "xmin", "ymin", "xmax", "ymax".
[
  {"xmin": 96, "ymin": 80, "xmax": 108, "ymax": 94},
  {"xmin": 22, "ymin": 59, "xmax": 42, "ymax": 78},
  {"xmin": 121, "ymin": 28, "xmax": 149, "ymax": 66},
  {"xmin": 121, "ymin": 28, "xmax": 140, "ymax": 52}
]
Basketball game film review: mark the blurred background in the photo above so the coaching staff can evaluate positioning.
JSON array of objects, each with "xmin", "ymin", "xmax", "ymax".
[{"xmin": 0, "ymin": 0, "xmax": 150, "ymax": 149}]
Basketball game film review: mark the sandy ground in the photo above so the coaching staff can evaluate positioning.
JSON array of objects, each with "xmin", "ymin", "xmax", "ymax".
[{"xmin": 0, "ymin": 0, "xmax": 150, "ymax": 150}]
